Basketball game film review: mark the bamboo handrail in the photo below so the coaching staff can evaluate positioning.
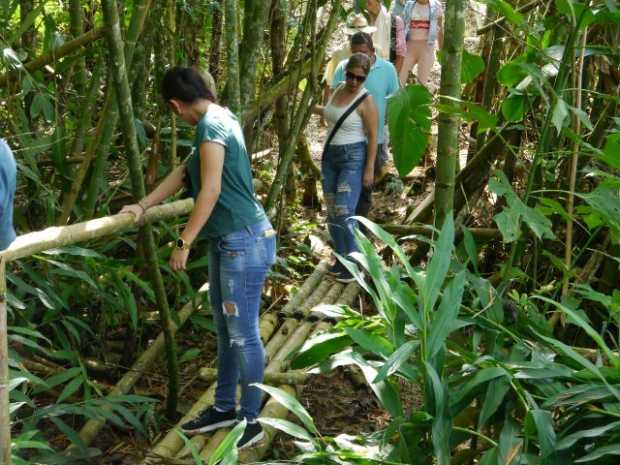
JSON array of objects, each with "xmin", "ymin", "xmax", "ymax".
[{"xmin": 0, "ymin": 199, "xmax": 194, "ymax": 262}]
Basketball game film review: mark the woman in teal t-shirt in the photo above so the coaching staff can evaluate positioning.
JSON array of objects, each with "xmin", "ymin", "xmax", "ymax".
[{"xmin": 120, "ymin": 67, "xmax": 275, "ymax": 449}]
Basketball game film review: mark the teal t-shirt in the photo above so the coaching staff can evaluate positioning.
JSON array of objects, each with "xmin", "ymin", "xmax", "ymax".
[
  {"xmin": 331, "ymin": 56, "xmax": 400, "ymax": 144},
  {"xmin": 186, "ymin": 104, "xmax": 266, "ymax": 238}
]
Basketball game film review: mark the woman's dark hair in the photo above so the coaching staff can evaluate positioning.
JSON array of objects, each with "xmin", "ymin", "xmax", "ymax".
[
  {"xmin": 346, "ymin": 52, "xmax": 371, "ymax": 75},
  {"xmin": 161, "ymin": 66, "xmax": 216, "ymax": 103},
  {"xmin": 350, "ymin": 31, "xmax": 374, "ymax": 50}
]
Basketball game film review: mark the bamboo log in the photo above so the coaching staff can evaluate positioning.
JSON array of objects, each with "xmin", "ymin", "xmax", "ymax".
[
  {"xmin": 279, "ymin": 260, "xmax": 329, "ymax": 316},
  {"xmin": 295, "ymin": 279, "xmax": 333, "ymax": 318},
  {"xmin": 0, "ymin": 28, "xmax": 105, "ymax": 87},
  {"xmin": 337, "ymin": 283, "xmax": 361, "ymax": 307},
  {"xmin": 0, "ymin": 199, "xmax": 194, "ymax": 263},
  {"xmin": 72, "ymin": 296, "xmax": 202, "ymax": 448},
  {"xmin": 0, "ymin": 259, "xmax": 10, "ymax": 465},
  {"xmin": 265, "ymin": 319, "xmax": 299, "ymax": 364},
  {"xmin": 199, "ymin": 368, "xmax": 309, "ymax": 385}
]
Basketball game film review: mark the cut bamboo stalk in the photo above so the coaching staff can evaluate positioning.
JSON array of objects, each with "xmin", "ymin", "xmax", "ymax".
[
  {"xmin": 337, "ymin": 283, "xmax": 361, "ymax": 307},
  {"xmin": 143, "ymin": 311, "xmax": 291, "ymax": 462},
  {"xmin": 294, "ymin": 279, "xmax": 333, "ymax": 318},
  {"xmin": 0, "ymin": 199, "xmax": 194, "ymax": 263},
  {"xmin": 265, "ymin": 319, "xmax": 299, "ymax": 364},
  {"xmin": 199, "ymin": 368, "xmax": 309, "ymax": 385},
  {"xmin": 279, "ymin": 260, "xmax": 329, "ymax": 316},
  {"xmin": 72, "ymin": 294, "xmax": 202, "ymax": 448}
]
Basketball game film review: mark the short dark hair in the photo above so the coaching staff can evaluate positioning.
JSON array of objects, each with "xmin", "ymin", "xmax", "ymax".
[
  {"xmin": 161, "ymin": 67, "xmax": 216, "ymax": 103},
  {"xmin": 350, "ymin": 31, "xmax": 374, "ymax": 50},
  {"xmin": 346, "ymin": 52, "xmax": 371, "ymax": 75}
]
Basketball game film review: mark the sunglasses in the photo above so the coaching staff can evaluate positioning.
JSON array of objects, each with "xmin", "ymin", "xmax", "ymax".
[{"xmin": 345, "ymin": 71, "xmax": 367, "ymax": 83}]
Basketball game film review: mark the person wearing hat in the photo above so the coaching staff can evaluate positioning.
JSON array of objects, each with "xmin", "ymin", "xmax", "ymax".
[
  {"xmin": 0, "ymin": 139, "xmax": 16, "ymax": 250},
  {"xmin": 323, "ymin": 14, "xmax": 379, "ymax": 89}
]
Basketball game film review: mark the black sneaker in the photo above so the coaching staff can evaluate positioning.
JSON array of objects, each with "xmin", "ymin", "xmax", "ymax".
[
  {"xmin": 328, "ymin": 262, "xmax": 342, "ymax": 276},
  {"xmin": 336, "ymin": 266, "xmax": 356, "ymax": 283},
  {"xmin": 180, "ymin": 406, "xmax": 236, "ymax": 434},
  {"xmin": 238, "ymin": 421, "xmax": 265, "ymax": 449}
]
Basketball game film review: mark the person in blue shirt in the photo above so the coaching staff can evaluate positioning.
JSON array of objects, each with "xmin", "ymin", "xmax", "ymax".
[
  {"xmin": 0, "ymin": 139, "xmax": 17, "ymax": 250},
  {"xmin": 331, "ymin": 32, "xmax": 400, "ymax": 220}
]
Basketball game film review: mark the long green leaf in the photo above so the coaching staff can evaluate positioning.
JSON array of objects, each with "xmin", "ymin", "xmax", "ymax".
[
  {"xmin": 373, "ymin": 341, "xmax": 417, "ymax": 384},
  {"xmin": 427, "ymin": 272, "xmax": 466, "ymax": 359},
  {"xmin": 253, "ymin": 383, "xmax": 318, "ymax": 435},
  {"xmin": 258, "ymin": 417, "xmax": 314, "ymax": 442},
  {"xmin": 425, "ymin": 216, "xmax": 454, "ymax": 312},
  {"xmin": 208, "ymin": 420, "xmax": 246, "ymax": 465}
]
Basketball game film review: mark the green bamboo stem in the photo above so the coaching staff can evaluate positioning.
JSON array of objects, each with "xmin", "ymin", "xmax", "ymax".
[
  {"xmin": 0, "ymin": 259, "xmax": 10, "ymax": 465},
  {"xmin": 0, "ymin": 28, "xmax": 105, "ymax": 87},
  {"xmin": 69, "ymin": 0, "xmax": 87, "ymax": 97},
  {"xmin": 103, "ymin": 0, "xmax": 179, "ymax": 419},
  {"xmin": 434, "ymin": 0, "xmax": 465, "ymax": 228}
]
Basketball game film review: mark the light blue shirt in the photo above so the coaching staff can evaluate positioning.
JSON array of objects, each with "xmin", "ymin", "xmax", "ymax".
[
  {"xmin": 0, "ymin": 139, "xmax": 16, "ymax": 250},
  {"xmin": 331, "ymin": 56, "xmax": 400, "ymax": 144}
]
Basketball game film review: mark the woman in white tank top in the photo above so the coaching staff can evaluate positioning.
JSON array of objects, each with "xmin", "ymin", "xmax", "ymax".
[{"xmin": 313, "ymin": 53, "xmax": 378, "ymax": 282}]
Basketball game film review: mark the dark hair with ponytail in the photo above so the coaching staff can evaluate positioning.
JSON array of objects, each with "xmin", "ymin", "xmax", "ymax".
[{"xmin": 161, "ymin": 66, "xmax": 217, "ymax": 104}]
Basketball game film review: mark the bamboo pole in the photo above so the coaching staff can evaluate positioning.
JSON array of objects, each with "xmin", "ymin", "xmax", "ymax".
[
  {"xmin": 70, "ymin": 295, "xmax": 203, "ymax": 448},
  {"xmin": 434, "ymin": 0, "xmax": 465, "ymax": 227},
  {"xmin": 0, "ymin": 28, "xmax": 105, "ymax": 87},
  {"xmin": 199, "ymin": 368, "xmax": 309, "ymax": 386},
  {"xmin": 294, "ymin": 279, "xmax": 333, "ymax": 318},
  {"xmin": 0, "ymin": 258, "xmax": 11, "ymax": 465},
  {"xmin": 102, "ymin": 0, "xmax": 180, "ymax": 418},
  {"xmin": 0, "ymin": 199, "xmax": 193, "ymax": 263},
  {"xmin": 223, "ymin": 0, "xmax": 241, "ymax": 115},
  {"xmin": 279, "ymin": 260, "xmax": 329, "ymax": 316}
]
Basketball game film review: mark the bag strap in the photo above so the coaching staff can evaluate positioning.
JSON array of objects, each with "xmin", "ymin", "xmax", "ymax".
[{"xmin": 324, "ymin": 90, "xmax": 369, "ymax": 150}]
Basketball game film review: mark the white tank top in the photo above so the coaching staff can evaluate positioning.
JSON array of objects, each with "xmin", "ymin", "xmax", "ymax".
[{"xmin": 324, "ymin": 85, "xmax": 367, "ymax": 146}]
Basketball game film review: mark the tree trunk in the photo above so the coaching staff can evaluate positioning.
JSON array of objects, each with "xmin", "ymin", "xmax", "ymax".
[
  {"xmin": 209, "ymin": 1, "xmax": 223, "ymax": 82},
  {"xmin": 101, "ymin": 0, "xmax": 179, "ymax": 419},
  {"xmin": 434, "ymin": 0, "xmax": 465, "ymax": 228},
  {"xmin": 69, "ymin": 0, "xmax": 87, "ymax": 97},
  {"xmin": 223, "ymin": 0, "xmax": 241, "ymax": 115}
]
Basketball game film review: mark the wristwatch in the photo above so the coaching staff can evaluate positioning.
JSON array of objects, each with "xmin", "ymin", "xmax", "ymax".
[{"xmin": 176, "ymin": 238, "xmax": 191, "ymax": 251}]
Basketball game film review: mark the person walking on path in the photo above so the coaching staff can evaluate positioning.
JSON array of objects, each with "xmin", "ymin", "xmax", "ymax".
[
  {"xmin": 331, "ymin": 33, "xmax": 399, "ymax": 222},
  {"xmin": 120, "ymin": 67, "xmax": 276, "ymax": 449},
  {"xmin": 365, "ymin": 0, "xmax": 407, "ymax": 73},
  {"xmin": 0, "ymin": 139, "xmax": 16, "ymax": 250},
  {"xmin": 397, "ymin": 0, "xmax": 444, "ymax": 90},
  {"xmin": 314, "ymin": 53, "xmax": 378, "ymax": 283}
]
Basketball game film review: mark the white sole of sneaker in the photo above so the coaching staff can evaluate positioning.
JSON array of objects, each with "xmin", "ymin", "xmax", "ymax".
[
  {"xmin": 182, "ymin": 419, "xmax": 237, "ymax": 435},
  {"xmin": 239, "ymin": 430, "xmax": 265, "ymax": 449}
]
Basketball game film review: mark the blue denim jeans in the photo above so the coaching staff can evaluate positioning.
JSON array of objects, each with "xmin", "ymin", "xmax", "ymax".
[
  {"xmin": 322, "ymin": 142, "xmax": 367, "ymax": 256},
  {"xmin": 208, "ymin": 218, "xmax": 277, "ymax": 421}
]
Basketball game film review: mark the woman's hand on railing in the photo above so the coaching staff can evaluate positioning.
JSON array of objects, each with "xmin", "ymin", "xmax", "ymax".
[{"xmin": 119, "ymin": 203, "xmax": 145, "ymax": 224}]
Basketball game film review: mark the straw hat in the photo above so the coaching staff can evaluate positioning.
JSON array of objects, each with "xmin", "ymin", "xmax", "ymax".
[{"xmin": 344, "ymin": 13, "xmax": 377, "ymax": 35}]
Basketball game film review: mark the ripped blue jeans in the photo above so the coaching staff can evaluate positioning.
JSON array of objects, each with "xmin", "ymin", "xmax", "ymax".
[
  {"xmin": 208, "ymin": 218, "xmax": 277, "ymax": 421},
  {"xmin": 321, "ymin": 141, "xmax": 367, "ymax": 256}
]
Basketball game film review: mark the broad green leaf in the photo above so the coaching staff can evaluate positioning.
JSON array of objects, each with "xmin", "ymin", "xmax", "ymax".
[
  {"xmin": 551, "ymin": 98, "xmax": 569, "ymax": 134},
  {"xmin": 208, "ymin": 419, "xmax": 246, "ymax": 465},
  {"xmin": 497, "ymin": 420, "xmax": 522, "ymax": 465},
  {"xmin": 451, "ymin": 367, "xmax": 509, "ymax": 409},
  {"xmin": 494, "ymin": 210, "xmax": 521, "ymax": 243},
  {"xmin": 478, "ymin": 376, "xmax": 511, "ymax": 427},
  {"xmin": 373, "ymin": 341, "xmax": 417, "ymax": 384},
  {"xmin": 424, "ymin": 216, "xmax": 454, "ymax": 312},
  {"xmin": 344, "ymin": 327, "xmax": 395, "ymax": 358},
  {"xmin": 530, "ymin": 409, "xmax": 556, "ymax": 458},
  {"xmin": 258, "ymin": 417, "xmax": 314, "ymax": 442},
  {"xmin": 254, "ymin": 384, "xmax": 318, "ymax": 435},
  {"xmin": 427, "ymin": 272, "xmax": 466, "ymax": 359},
  {"xmin": 501, "ymin": 94, "xmax": 526, "ymax": 122},
  {"xmin": 461, "ymin": 50, "xmax": 485, "ymax": 84},
  {"xmin": 57, "ymin": 376, "xmax": 83, "ymax": 403},
  {"xmin": 387, "ymin": 84, "xmax": 432, "ymax": 176},
  {"xmin": 556, "ymin": 421, "xmax": 620, "ymax": 450},
  {"xmin": 489, "ymin": 0, "xmax": 525, "ymax": 26},
  {"xmin": 291, "ymin": 332, "xmax": 352, "ymax": 369},
  {"xmin": 30, "ymin": 94, "xmax": 54, "ymax": 121},
  {"xmin": 425, "ymin": 362, "xmax": 451, "ymax": 465},
  {"xmin": 576, "ymin": 443, "xmax": 620, "ymax": 463},
  {"xmin": 600, "ymin": 133, "xmax": 620, "ymax": 170},
  {"xmin": 462, "ymin": 227, "xmax": 479, "ymax": 272}
]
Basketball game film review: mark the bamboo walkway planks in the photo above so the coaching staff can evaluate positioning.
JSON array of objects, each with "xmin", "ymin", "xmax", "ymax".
[{"xmin": 142, "ymin": 267, "xmax": 361, "ymax": 464}]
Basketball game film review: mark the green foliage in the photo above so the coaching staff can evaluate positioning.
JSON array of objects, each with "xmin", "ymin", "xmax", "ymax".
[{"xmin": 387, "ymin": 85, "xmax": 432, "ymax": 177}]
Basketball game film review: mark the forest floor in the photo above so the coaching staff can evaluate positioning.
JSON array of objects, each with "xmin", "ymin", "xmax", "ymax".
[{"xmin": 80, "ymin": 3, "xmax": 489, "ymax": 464}]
